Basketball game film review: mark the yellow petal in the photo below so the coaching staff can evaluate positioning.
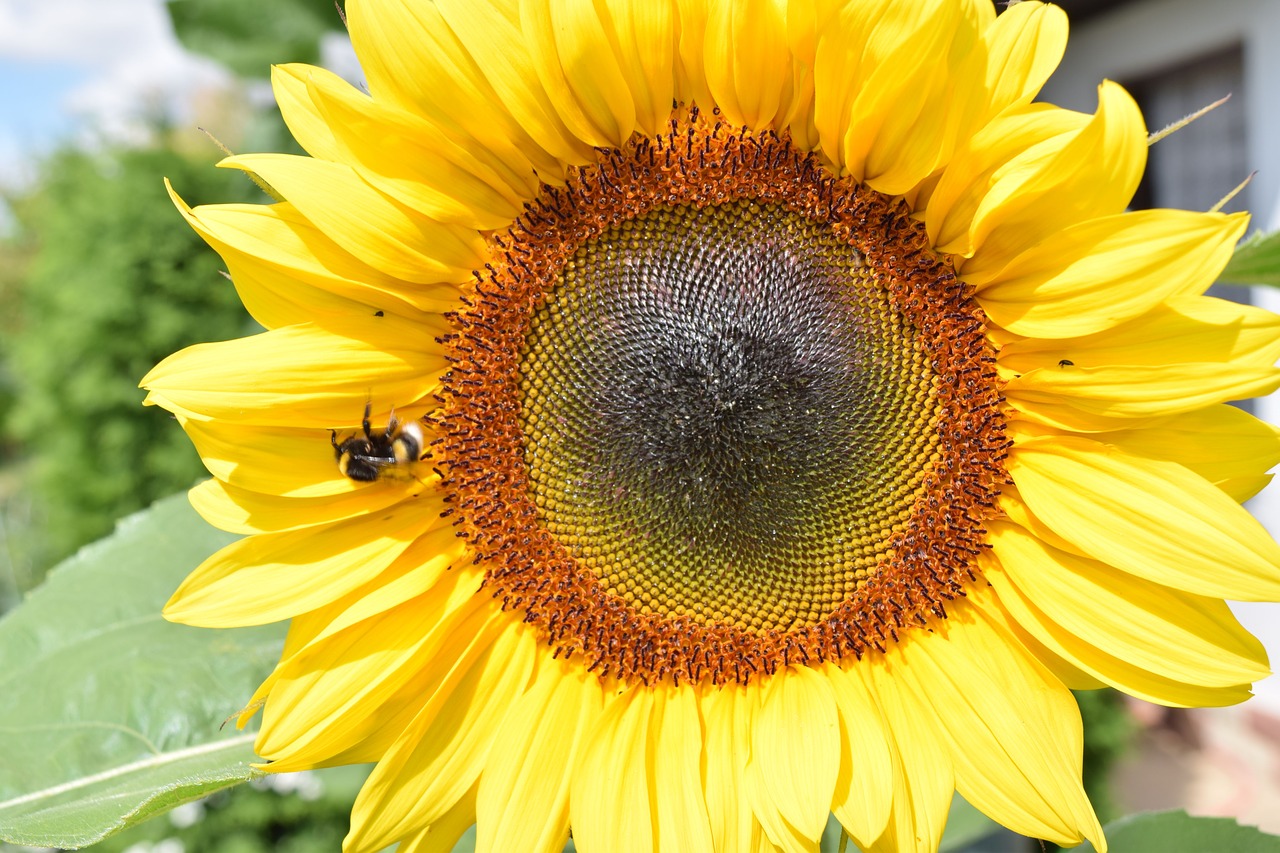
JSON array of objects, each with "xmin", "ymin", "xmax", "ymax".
[
  {"xmin": 702, "ymin": 685, "xmax": 757, "ymax": 853},
  {"xmin": 347, "ymin": 618, "xmax": 535, "ymax": 851},
  {"xmin": 998, "ymin": 293, "xmax": 1280, "ymax": 371},
  {"xmin": 1218, "ymin": 475, "xmax": 1274, "ymax": 504},
  {"xmin": 610, "ymin": 0, "xmax": 679, "ymax": 136},
  {"xmin": 271, "ymin": 528, "xmax": 472, "ymax": 671},
  {"xmin": 740, "ymin": 681, "xmax": 817, "ymax": 852},
  {"xmin": 926, "ymin": 103, "xmax": 1085, "ymax": 253},
  {"xmin": 862, "ymin": 658, "xmax": 953, "ymax": 853},
  {"xmin": 984, "ymin": 550, "xmax": 1257, "ymax": 708},
  {"xmin": 187, "ymin": 477, "xmax": 428, "ymax": 534},
  {"xmin": 163, "ymin": 500, "xmax": 433, "ymax": 627},
  {"xmin": 180, "ymin": 418, "xmax": 355, "ymax": 499},
  {"xmin": 653, "ymin": 685, "xmax": 715, "ymax": 851},
  {"xmin": 850, "ymin": 0, "xmax": 976, "ymax": 195},
  {"xmin": 974, "ymin": 210, "xmax": 1249, "ymax": 335},
  {"xmin": 979, "ymin": 1, "xmax": 1067, "ymax": 120},
  {"xmin": 751, "ymin": 666, "xmax": 840, "ymax": 842},
  {"xmin": 987, "ymin": 519, "xmax": 1269, "ymax": 688},
  {"xmin": 1006, "ymin": 362, "xmax": 1280, "ymax": 432},
  {"xmin": 1011, "ymin": 626, "xmax": 1110, "ymax": 692},
  {"xmin": 271, "ymin": 61, "xmax": 343, "ymax": 159},
  {"xmin": 142, "ymin": 324, "xmax": 445, "ymax": 426},
  {"xmin": 745, "ymin": 751, "xmax": 817, "ymax": 850},
  {"xmin": 1006, "ymin": 416, "xmax": 1278, "ymax": 503},
  {"xmin": 520, "ymin": 0, "xmax": 637, "ymax": 147},
  {"xmin": 167, "ymin": 188, "xmax": 460, "ymax": 317},
  {"xmin": 235, "ymin": 527, "xmax": 476, "ymax": 742},
  {"xmin": 749, "ymin": 822, "xmax": 781, "ymax": 853},
  {"xmin": 704, "ymin": 0, "xmax": 792, "ymax": 129},
  {"xmin": 783, "ymin": 64, "xmax": 820, "ymax": 152},
  {"xmin": 899, "ymin": 590, "xmax": 1103, "ymax": 847},
  {"xmin": 1008, "ymin": 436, "xmax": 1280, "ymax": 601},
  {"xmin": 433, "ymin": 0, "xmax": 595, "ymax": 167},
  {"xmin": 930, "ymin": 82, "xmax": 1143, "ymax": 273},
  {"xmin": 569, "ymin": 687, "xmax": 657, "ymax": 853},
  {"xmin": 809, "ymin": 0, "xmax": 872, "ymax": 165},
  {"xmin": 962, "ymin": 81, "xmax": 1146, "ymax": 278},
  {"xmin": 1095, "ymin": 405, "xmax": 1280, "ymax": 494},
  {"xmin": 392, "ymin": 784, "xmax": 478, "ymax": 853},
  {"xmin": 268, "ymin": 587, "xmax": 485, "ymax": 771},
  {"xmin": 303, "ymin": 63, "xmax": 538, "ymax": 206},
  {"xmin": 219, "ymin": 154, "xmax": 485, "ymax": 283},
  {"xmin": 673, "ymin": 0, "xmax": 713, "ymax": 110},
  {"xmin": 346, "ymin": 0, "xmax": 568, "ymax": 181},
  {"xmin": 272, "ymin": 64, "xmax": 530, "ymax": 229},
  {"xmin": 213, "ymin": 241, "xmax": 393, "ymax": 333},
  {"xmin": 182, "ymin": 398, "xmax": 435, "ymax": 498},
  {"xmin": 824, "ymin": 663, "xmax": 892, "ymax": 849},
  {"xmin": 815, "ymin": 0, "xmax": 971, "ymax": 191},
  {"xmin": 476, "ymin": 654, "xmax": 602, "ymax": 853},
  {"xmin": 257, "ymin": 566, "xmax": 486, "ymax": 768}
]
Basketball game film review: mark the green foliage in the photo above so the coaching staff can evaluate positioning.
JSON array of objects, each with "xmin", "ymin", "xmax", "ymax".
[
  {"xmin": 0, "ymin": 230, "xmax": 29, "ymax": 453},
  {"xmin": 1081, "ymin": 809, "xmax": 1280, "ymax": 853},
  {"xmin": 1075, "ymin": 688, "xmax": 1135, "ymax": 825},
  {"xmin": 166, "ymin": 0, "xmax": 346, "ymax": 79},
  {"xmin": 938, "ymin": 797, "xmax": 1005, "ymax": 851},
  {"xmin": 0, "ymin": 206, "xmax": 39, "ymax": 610},
  {"xmin": 84, "ymin": 766, "xmax": 370, "ymax": 853},
  {"xmin": 3, "ymin": 137, "xmax": 256, "ymax": 568},
  {"xmin": 1219, "ymin": 229, "xmax": 1280, "ymax": 286},
  {"xmin": 0, "ymin": 493, "xmax": 283, "ymax": 848}
]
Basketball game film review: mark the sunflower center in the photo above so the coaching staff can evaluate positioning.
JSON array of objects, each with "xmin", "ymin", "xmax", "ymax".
[
  {"xmin": 437, "ymin": 110, "xmax": 1007, "ymax": 686},
  {"xmin": 519, "ymin": 201, "xmax": 936, "ymax": 632}
]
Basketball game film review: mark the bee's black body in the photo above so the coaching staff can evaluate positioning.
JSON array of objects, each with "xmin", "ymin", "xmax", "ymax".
[{"xmin": 331, "ymin": 403, "xmax": 425, "ymax": 482}]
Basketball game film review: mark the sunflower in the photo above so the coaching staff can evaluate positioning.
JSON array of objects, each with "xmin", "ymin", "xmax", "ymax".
[{"xmin": 141, "ymin": 0, "xmax": 1280, "ymax": 850}]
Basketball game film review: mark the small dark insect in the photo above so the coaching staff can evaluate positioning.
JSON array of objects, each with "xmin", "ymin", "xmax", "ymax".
[
  {"xmin": 1058, "ymin": 359, "xmax": 1074, "ymax": 368},
  {"xmin": 331, "ymin": 402, "xmax": 425, "ymax": 482},
  {"xmin": 374, "ymin": 310, "xmax": 384, "ymax": 317}
]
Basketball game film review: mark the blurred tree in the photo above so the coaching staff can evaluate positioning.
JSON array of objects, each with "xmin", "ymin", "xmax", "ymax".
[
  {"xmin": 167, "ymin": 0, "xmax": 346, "ymax": 79},
  {"xmin": 0, "ymin": 219, "xmax": 27, "ymax": 445},
  {"xmin": 1077, "ymin": 688, "xmax": 1136, "ymax": 826},
  {"xmin": 0, "ymin": 193, "xmax": 39, "ymax": 610},
  {"xmin": 3, "ymin": 133, "xmax": 257, "ymax": 567}
]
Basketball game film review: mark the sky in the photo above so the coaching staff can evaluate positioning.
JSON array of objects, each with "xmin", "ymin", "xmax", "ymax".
[{"xmin": 0, "ymin": 0, "xmax": 232, "ymax": 194}]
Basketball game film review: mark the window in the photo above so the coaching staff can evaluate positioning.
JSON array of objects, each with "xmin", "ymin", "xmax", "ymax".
[{"xmin": 1127, "ymin": 46, "xmax": 1249, "ymax": 216}]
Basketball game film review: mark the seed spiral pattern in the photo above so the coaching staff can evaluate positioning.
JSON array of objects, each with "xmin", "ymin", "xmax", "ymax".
[
  {"xmin": 520, "ymin": 200, "xmax": 937, "ymax": 633},
  {"xmin": 435, "ymin": 109, "xmax": 1009, "ymax": 686}
]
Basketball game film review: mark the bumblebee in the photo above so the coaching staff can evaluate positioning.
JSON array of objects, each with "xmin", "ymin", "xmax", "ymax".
[{"xmin": 331, "ymin": 403, "xmax": 425, "ymax": 482}]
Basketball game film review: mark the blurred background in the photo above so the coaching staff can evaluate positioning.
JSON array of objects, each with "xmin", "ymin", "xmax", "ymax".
[{"xmin": 0, "ymin": 0, "xmax": 1277, "ymax": 850}]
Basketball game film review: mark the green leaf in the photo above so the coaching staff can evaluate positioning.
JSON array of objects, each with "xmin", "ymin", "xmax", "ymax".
[
  {"xmin": 1079, "ymin": 809, "xmax": 1280, "ymax": 852},
  {"xmin": 939, "ymin": 795, "xmax": 1004, "ymax": 851},
  {"xmin": 166, "ymin": 0, "xmax": 344, "ymax": 79},
  {"xmin": 0, "ymin": 493, "xmax": 284, "ymax": 849},
  {"xmin": 1219, "ymin": 229, "xmax": 1280, "ymax": 286}
]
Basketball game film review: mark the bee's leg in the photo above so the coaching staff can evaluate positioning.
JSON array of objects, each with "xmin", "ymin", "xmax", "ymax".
[{"xmin": 385, "ymin": 406, "xmax": 399, "ymax": 441}]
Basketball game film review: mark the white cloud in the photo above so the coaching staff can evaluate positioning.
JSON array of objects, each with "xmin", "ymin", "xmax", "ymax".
[
  {"xmin": 0, "ymin": 0, "xmax": 231, "ymax": 145},
  {"xmin": 0, "ymin": 0, "xmax": 173, "ymax": 65}
]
